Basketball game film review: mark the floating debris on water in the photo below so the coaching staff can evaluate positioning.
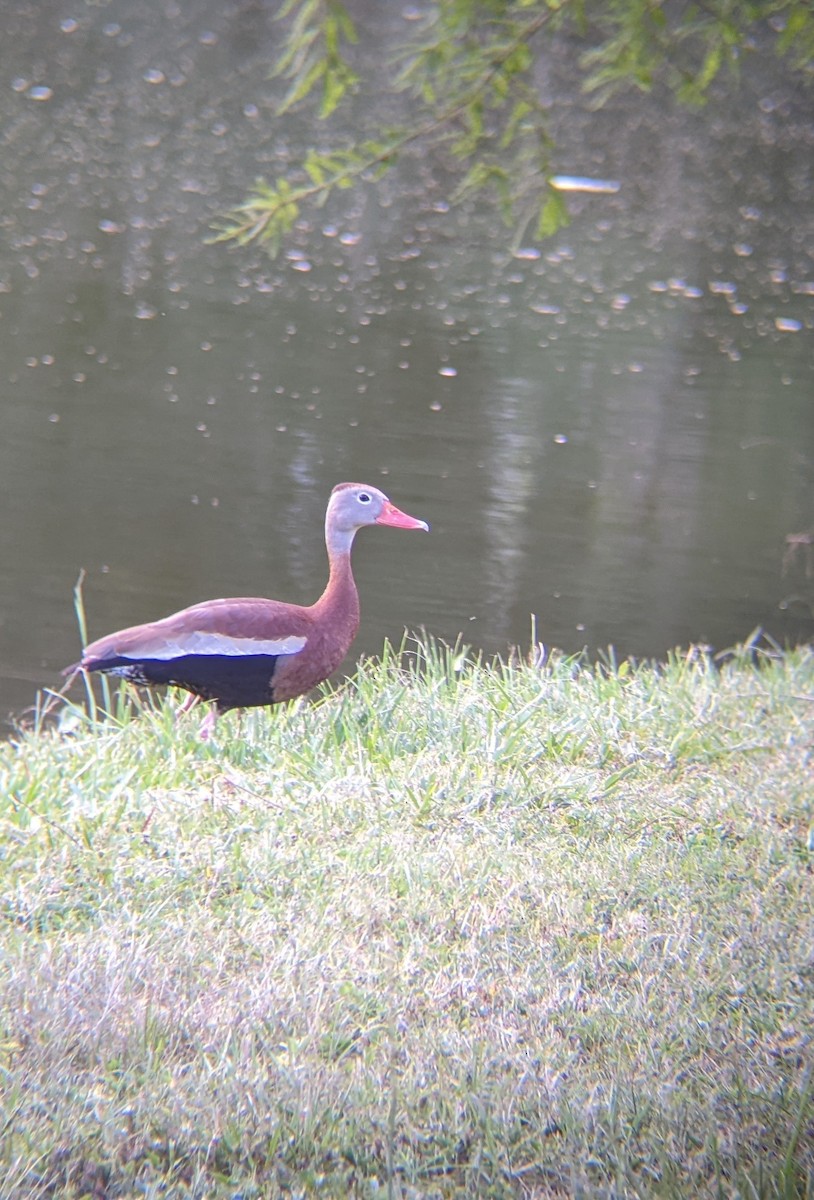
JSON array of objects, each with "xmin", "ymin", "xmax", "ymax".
[{"xmin": 550, "ymin": 175, "xmax": 620, "ymax": 194}]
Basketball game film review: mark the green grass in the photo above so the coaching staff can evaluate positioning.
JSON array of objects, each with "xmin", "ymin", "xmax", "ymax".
[{"xmin": 1, "ymin": 637, "xmax": 812, "ymax": 1198}]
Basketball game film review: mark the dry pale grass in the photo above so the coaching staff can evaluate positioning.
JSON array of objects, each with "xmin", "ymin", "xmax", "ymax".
[{"xmin": 0, "ymin": 639, "xmax": 812, "ymax": 1198}]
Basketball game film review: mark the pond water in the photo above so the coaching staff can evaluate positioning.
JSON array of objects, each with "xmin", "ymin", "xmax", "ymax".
[{"xmin": 1, "ymin": 0, "xmax": 812, "ymax": 728}]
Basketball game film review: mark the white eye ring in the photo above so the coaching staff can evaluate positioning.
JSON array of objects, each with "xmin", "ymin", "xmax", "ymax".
[{"xmin": 358, "ymin": 492, "xmax": 372, "ymax": 503}]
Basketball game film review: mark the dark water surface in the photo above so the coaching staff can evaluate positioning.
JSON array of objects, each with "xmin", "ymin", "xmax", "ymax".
[{"xmin": 1, "ymin": 1, "xmax": 812, "ymax": 727}]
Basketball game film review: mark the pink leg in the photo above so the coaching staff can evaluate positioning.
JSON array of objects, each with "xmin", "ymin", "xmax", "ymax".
[
  {"xmin": 176, "ymin": 692, "xmax": 200, "ymax": 717},
  {"xmin": 198, "ymin": 706, "xmax": 218, "ymax": 741}
]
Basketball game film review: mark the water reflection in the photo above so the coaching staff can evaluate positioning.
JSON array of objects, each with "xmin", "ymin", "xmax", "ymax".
[{"xmin": 0, "ymin": 0, "xmax": 811, "ymax": 727}]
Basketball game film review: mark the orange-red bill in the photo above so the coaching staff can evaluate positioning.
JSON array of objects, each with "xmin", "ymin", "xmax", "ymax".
[{"xmin": 375, "ymin": 499, "xmax": 429, "ymax": 531}]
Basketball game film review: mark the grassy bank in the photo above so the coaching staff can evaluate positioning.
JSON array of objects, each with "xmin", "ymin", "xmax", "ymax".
[{"xmin": 1, "ymin": 639, "xmax": 812, "ymax": 1199}]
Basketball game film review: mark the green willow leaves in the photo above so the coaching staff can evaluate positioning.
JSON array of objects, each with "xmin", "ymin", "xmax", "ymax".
[{"xmin": 211, "ymin": 0, "xmax": 813, "ymax": 255}]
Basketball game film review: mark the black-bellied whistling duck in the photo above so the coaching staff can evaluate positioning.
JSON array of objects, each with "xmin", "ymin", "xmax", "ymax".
[{"xmin": 68, "ymin": 483, "xmax": 428, "ymax": 738}]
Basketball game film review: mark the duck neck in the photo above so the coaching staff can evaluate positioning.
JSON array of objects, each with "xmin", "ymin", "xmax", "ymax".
[{"xmin": 312, "ymin": 526, "xmax": 360, "ymax": 633}]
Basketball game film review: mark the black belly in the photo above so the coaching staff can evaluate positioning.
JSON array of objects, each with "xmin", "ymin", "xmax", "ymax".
[{"xmin": 89, "ymin": 653, "xmax": 281, "ymax": 712}]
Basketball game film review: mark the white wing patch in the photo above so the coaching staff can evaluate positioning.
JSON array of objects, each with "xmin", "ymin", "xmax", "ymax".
[{"xmin": 120, "ymin": 632, "xmax": 308, "ymax": 660}]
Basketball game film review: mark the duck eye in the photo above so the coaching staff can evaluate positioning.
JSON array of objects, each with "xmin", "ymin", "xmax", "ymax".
[{"xmin": 358, "ymin": 492, "xmax": 372, "ymax": 503}]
